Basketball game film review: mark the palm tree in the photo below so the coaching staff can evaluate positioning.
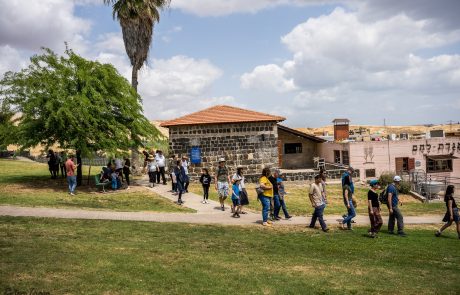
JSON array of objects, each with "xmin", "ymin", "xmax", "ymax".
[{"xmin": 103, "ymin": 0, "xmax": 171, "ymax": 92}]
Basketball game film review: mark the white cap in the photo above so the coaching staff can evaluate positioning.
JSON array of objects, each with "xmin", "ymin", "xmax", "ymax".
[
  {"xmin": 218, "ymin": 157, "xmax": 226, "ymax": 162},
  {"xmin": 394, "ymin": 175, "xmax": 402, "ymax": 182}
]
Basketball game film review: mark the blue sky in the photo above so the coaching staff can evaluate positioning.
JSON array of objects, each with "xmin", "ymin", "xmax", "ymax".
[{"xmin": 1, "ymin": 0, "xmax": 460, "ymax": 127}]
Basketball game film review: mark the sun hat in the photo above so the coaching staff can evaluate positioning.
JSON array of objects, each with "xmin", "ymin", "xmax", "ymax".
[
  {"xmin": 218, "ymin": 157, "xmax": 226, "ymax": 162},
  {"xmin": 237, "ymin": 165, "xmax": 244, "ymax": 169},
  {"xmin": 393, "ymin": 175, "xmax": 402, "ymax": 182},
  {"xmin": 369, "ymin": 179, "xmax": 379, "ymax": 186},
  {"xmin": 148, "ymin": 155, "xmax": 155, "ymax": 160}
]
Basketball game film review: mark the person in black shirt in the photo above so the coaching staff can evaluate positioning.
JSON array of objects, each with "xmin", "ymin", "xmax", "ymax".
[
  {"xmin": 199, "ymin": 168, "xmax": 212, "ymax": 204},
  {"xmin": 123, "ymin": 157, "xmax": 131, "ymax": 189},
  {"xmin": 435, "ymin": 185, "xmax": 460, "ymax": 239},
  {"xmin": 268, "ymin": 171, "xmax": 280, "ymax": 221},
  {"xmin": 367, "ymin": 180, "xmax": 383, "ymax": 238}
]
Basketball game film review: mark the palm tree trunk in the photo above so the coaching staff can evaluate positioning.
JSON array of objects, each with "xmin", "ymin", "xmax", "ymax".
[
  {"xmin": 131, "ymin": 66, "xmax": 138, "ymax": 92},
  {"xmin": 131, "ymin": 66, "xmax": 139, "ymax": 169}
]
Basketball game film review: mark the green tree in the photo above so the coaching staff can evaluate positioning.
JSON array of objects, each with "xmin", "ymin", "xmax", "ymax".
[
  {"xmin": 0, "ymin": 47, "xmax": 162, "ymax": 184},
  {"xmin": 0, "ymin": 99, "xmax": 18, "ymax": 150},
  {"xmin": 103, "ymin": 0, "xmax": 171, "ymax": 92}
]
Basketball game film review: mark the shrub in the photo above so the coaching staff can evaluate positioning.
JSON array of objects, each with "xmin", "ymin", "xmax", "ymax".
[
  {"xmin": 378, "ymin": 172, "xmax": 396, "ymax": 187},
  {"xmin": 399, "ymin": 180, "xmax": 411, "ymax": 194}
]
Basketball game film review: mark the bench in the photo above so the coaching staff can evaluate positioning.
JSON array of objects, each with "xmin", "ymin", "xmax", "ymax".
[{"xmin": 95, "ymin": 174, "xmax": 109, "ymax": 192}]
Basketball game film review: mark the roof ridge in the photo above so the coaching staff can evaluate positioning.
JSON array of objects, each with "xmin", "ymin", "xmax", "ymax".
[{"xmin": 160, "ymin": 104, "xmax": 285, "ymax": 127}]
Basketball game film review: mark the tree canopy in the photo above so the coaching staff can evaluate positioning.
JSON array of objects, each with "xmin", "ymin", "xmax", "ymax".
[{"xmin": 0, "ymin": 47, "xmax": 162, "ymax": 157}]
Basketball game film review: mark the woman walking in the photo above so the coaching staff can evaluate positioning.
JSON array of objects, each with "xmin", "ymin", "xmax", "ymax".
[
  {"xmin": 259, "ymin": 168, "xmax": 273, "ymax": 226},
  {"xmin": 147, "ymin": 155, "xmax": 158, "ymax": 188},
  {"xmin": 367, "ymin": 180, "xmax": 383, "ymax": 238},
  {"xmin": 174, "ymin": 160, "xmax": 187, "ymax": 205},
  {"xmin": 435, "ymin": 185, "xmax": 460, "ymax": 239},
  {"xmin": 199, "ymin": 168, "xmax": 212, "ymax": 204},
  {"xmin": 232, "ymin": 166, "xmax": 249, "ymax": 214}
]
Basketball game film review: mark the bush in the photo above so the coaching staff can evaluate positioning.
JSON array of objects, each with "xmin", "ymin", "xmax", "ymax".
[
  {"xmin": 399, "ymin": 180, "xmax": 411, "ymax": 194},
  {"xmin": 379, "ymin": 172, "xmax": 411, "ymax": 194},
  {"xmin": 378, "ymin": 172, "xmax": 396, "ymax": 187}
]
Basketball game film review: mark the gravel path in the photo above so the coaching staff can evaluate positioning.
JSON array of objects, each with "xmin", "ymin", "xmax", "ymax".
[{"xmin": 0, "ymin": 175, "xmax": 443, "ymax": 226}]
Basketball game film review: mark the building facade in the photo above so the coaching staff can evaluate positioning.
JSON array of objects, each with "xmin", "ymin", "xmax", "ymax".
[
  {"xmin": 160, "ymin": 105, "xmax": 285, "ymax": 180},
  {"xmin": 319, "ymin": 137, "xmax": 460, "ymax": 181}
]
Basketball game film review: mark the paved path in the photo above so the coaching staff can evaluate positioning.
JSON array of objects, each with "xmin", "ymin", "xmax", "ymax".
[{"xmin": 0, "ymin": 176, "xmax": 443, "ymax": 226}]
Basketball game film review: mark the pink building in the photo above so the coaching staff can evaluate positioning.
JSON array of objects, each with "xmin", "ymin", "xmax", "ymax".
[{"xmin": 319, "ymin": 137, "xmax": 460, "ymax": 181}]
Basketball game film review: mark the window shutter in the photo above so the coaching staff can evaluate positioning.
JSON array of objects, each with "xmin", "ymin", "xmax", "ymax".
[
  {"xmin": 408, "ymin": 158, "xmax": 415, "ymax": 171},
  {"xmin": 395, "ymin": 157, "xmax": 403, "ymax": 173}
]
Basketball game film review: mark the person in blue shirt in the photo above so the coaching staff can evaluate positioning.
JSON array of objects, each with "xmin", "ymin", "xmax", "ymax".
[
  {"xmin": 231, "ymin": 180, "xmax": 241, "ymax": 218},
  {"xmin": 341, "ymin": 167, "xmax": 355, "ymax": 194},
  {"xmin": 387, "ymin": 175, "xmax": 406, "ymax": 237}
]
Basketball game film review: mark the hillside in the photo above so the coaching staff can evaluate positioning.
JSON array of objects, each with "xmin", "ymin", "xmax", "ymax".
[{"xmin": 297, "ymin": 123, "xmax": 460, "ymax": 137}]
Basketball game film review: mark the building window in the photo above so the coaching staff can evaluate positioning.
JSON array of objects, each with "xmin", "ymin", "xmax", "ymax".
[
  {"xmin": 427, "ymin": 159, "xmax": 453, "ymax": 173},
  {"xmin": 334, "ymin": 150, "xmax": 341, "ymax": 164},
  {"xmin": 284, "ymin": 143, "xmax": 302, "ymax": 154},
  {"xmin": 365, "ymin": 169, "xmax": 376, "ymax": 178},
  {"xmin": 342, "ymin": 150, "xmax": 350, "ymax": 166}
]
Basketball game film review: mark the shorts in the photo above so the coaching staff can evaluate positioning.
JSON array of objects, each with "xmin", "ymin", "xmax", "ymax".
[
  {"xmin": 442, "ymin": 207, "xmax": 460, "ymax": 223},
  {"xmin": 232, "ymin": 198, "xmax": 241, "ymax": 207},
  {"xmin": 217, "ymin": 181, "xmax": 229, "ymax": 199}
]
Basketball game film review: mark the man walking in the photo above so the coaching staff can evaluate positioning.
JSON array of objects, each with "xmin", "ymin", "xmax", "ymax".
[
  {"xmin": 388, "ymin": 175, "xmax": 407, "ymax": 237},
  {"xmin": 215, "ymin": 158, "xmax": 230, "ymax": 211},
  {"xmin": 181, "ymin": 155, "xmax": 190, "ymax": 192},
  {"xmin": 309, "ymin": 174, "xmax": 328, "ymax": 232},
  {"xmin": 65, "ymin": 154, "xmax": 77, "ymax": 195},
  {"xmin": 155, "ymin": 150, "xmax": 167, "ymax": 185}
]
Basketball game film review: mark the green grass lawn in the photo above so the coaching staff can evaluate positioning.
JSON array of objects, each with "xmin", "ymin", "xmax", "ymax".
[
  {"xmin": 0, "ymin": 159, "xmax": 193, "ymax": 213},
  {"xmin": 1, "ymin": 216, "xmax": 458, "ymax": 295},
  {"xmin": 189, "ymin": 182, "xmax": 445, "ymax": 216}
]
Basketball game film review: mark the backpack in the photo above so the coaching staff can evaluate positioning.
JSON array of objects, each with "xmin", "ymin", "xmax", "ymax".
[{"xmin": 379, "ymin": 186, "xmax": 389, "ymax": 205}]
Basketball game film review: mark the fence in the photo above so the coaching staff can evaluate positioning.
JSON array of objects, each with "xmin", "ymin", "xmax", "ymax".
[{"xmin": 408, "ymin": 169, "xmax": 460, "ymax": 202}]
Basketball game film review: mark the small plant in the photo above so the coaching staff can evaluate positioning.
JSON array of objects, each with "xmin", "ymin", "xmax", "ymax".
[
  {"xmin": 379, "ymin": 172, "xmax": 411, "ymax": 194},
  {"xmin": 399, "ymin": 180, "xmax": 411, "ymax": 194}
]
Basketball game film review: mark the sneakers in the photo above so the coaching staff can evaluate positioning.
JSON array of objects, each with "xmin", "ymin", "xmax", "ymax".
[
  {"xmin": 221, "ymin": 206, "xmax": 225, "ymax": 211},
  {"xmin": 205, "ymin": 200, "xmax": 209, "ymax": 204},
  {"xmin": 70, "ymin": 192, "xmax": 75, "ymax": 196},
  {"xmin": 398, "ymin": 232, "xmax": 407, "ymax": 237},
  {"xmin": 262, "ymin": 222, "xmax": 272, "ymax": 227},
  {"xmin": 274, "ymin": 216, "xmax": 281, "ymax": 221},
  {"xmin": 202, "ymin": 200, "xmax": 206, "ymax": 204},
  {"xmin": 285, "ymin": 215, "xmax": 292, "ymax": 220},
  {"xmin": 232, "ymin": 213, "xmax": 240, "ymax": 218},
  {"xmin": 435, "ymin": 231, "xmax": 441, "ymax": 237},
  {"xmin": 322, "ymin": 228, "xmax": 330, "ymax": 233}
]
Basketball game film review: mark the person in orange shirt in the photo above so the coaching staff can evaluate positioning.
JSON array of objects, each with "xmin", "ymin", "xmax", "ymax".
[{"xmin": 65, "ymin": 155, "xmax": 77, "ymax": 195}]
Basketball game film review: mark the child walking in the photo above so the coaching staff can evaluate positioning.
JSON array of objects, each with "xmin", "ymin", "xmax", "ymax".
[
  {"xmin": 199, "ymin": 168, "xmax": 212, "ymax": 204},
  {"xmin": 367, "ymin": 180, "xmax": 383, "ymax": 238},
  {"xmin": 231, "ymin": 180, "xmax": 241, "ymax": 218}
]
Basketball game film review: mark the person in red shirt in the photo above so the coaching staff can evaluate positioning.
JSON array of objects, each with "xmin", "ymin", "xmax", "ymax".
[{"xmin": 65, "ymin": 155, "xmax": 77, "ymax": 195}]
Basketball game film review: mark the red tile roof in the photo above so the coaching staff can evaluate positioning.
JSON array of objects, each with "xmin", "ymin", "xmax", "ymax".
[{"xmin": 160, "ymin": 105, "xmax": 286, "ymax": 127}]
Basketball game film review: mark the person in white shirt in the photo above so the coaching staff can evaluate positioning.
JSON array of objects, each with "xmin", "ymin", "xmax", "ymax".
[
  {"xmin": 146, "ymin": 155, "xmax": 158, "ymax": 188},
  {"xmin": 232, "ymin": 166, "xmax": 249, "ymax": 214},
  {"xmin": 308, "ymin": 174, "xmax": 329, "ymax": 232},
  {"xmin": 155, "ymin": 150, "xmax": 167, "ymax": 185},
  {"xmin": 114, "ymin": 158, "xmax": 124, "ymax": 182},
  {"xmin": 181, "ymin": 155, "xmax": 190, "ymax": 192}
]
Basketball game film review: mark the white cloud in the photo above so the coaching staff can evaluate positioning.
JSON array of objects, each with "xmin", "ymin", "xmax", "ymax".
[
  {"xmin": 0, "ymin": 46, "xmax": 28, "ymax": 77},
  {"xmin": 0, "ymin": 0, "xmax": 91, "ymax": 51},
  {"xmin": 241, "ymin": 7, "xmax": 460, "ymax": 125},
  {"xmin": 240, "ymin": 64, "xmax": 296, "ymax": 93}
]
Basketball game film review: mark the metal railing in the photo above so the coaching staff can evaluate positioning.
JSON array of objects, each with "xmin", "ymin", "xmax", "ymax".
[{"xmin": 408, "ymin": 169, "xmax": 460, "ymax": 202}]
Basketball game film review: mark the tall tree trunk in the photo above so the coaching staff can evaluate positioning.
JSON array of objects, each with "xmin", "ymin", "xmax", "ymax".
[
  {"xmin": 131, "ymin": 66, "xmax": 139, "ymax": 169},
  {"xmin": 76, "ymin": 149, "xmax": 82, "ymax": 186}
]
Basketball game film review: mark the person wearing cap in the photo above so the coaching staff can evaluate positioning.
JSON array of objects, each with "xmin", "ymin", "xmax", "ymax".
[
  {"xmin": 146, "ymin": 155, "xmax": 158, "ymax": 188},
  {"xmin": 342, "ymin": 167, "xmax": 355, "ymax": 194},
  {"xmin": 368, "ymin": 180, "xmax": 383, "ymax": 238},
  {"xmin": 309, "ymin": 174, "xmax": 328, "ymax": 232},
  {"xmin": 387, "ymin": 175, "xmax": 406, "ymax": 237},
  {"xmin": 232, "ymin": 166, "xmax": 249, "ymax": 213},
  {"xmin": 181, "ymin": 155, "xmax": 190, "ymax": 193},
  {"xmin": 215, "ymin": 158, "xmax": 231, "ymax": 211}
]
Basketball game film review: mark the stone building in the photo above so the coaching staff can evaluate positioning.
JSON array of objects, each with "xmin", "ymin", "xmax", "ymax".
[{"xmin": 160, "ymin": 105, "xmax": 286, "ymax": 181}]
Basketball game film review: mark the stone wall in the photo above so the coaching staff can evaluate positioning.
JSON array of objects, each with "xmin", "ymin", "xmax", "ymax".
[{"xmin": 168, "ymin": 122, "xmax": 279, "ymax": 180}]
